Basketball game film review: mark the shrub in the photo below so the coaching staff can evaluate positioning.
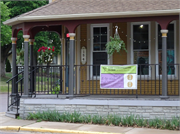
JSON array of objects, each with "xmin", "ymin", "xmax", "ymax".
[
  {"xmin": 6, "ymin": 59, "xmax": 11, "ymax": 72},
  {"xmin": 26, "ymin": 111, "xmax": 180, "ymax": 130}
]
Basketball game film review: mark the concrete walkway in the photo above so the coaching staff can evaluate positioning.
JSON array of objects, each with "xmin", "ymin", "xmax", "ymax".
[
  {"xmin": 0, "ymin": 93, "xmax": 7, "ymax": 112},
  {"xmin": 0, "ymin": 113, "xmax": 179, "ymax": 134}
]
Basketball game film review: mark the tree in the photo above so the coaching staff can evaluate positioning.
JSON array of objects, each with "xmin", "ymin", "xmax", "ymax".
[
  {"xmin": 5, "ymin": 1, "xmax": 61, "ymax": 66},
  {"xmin": 0, "ymin": 2, "xmax": 12, "ymax": 77},
  {"xmin": 6, "ymin": 59, "xmax": 11, "ymax": 72},
  {"xmin": 1, "ymin": 1, "xmax": 48, "ymax": 77},
  {"xmin": 5, "ymin": 1, "xmax": 48, "ymax": 19}
]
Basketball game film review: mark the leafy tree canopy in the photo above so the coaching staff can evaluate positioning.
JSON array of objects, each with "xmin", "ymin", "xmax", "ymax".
[
  {"xmin": 5, "ymin": 1, "xmax": 48, "ymax": 18},
  {"xmin": 5, "ymin": 1, "xmax": 61, "ymax": 65},
  {"xmin": 0, "ymin": 2, "xmax": 12, "ymax": 46}
]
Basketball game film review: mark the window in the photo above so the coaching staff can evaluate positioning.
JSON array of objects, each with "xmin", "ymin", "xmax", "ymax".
[
  {"xmin": 91, "ymin": 24, "xmax": 109, "ymax": 76},
  {"xmin": 131, "ymin": 22, "xmax": 150, "ymax": 75},
  {"xmin": 157, "ymin": 22, "xmax": 175, "ymax": 75}
]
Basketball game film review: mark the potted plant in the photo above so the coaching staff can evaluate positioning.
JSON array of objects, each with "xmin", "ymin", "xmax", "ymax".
[
  {"xmin": 106, "ymin": 26, "xmax": 127, "ymax": 56},
  {"xmin": 37, "ymin": 46, "xmax": 55, "ymax": 74}
]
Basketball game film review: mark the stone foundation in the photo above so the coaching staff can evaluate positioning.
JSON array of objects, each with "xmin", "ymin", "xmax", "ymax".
[{"xmin": 19, "ymin": 98, "xmax": 180, "ymax": 119}]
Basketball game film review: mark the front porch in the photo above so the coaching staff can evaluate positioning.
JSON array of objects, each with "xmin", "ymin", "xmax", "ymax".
[{"xmin": 3, "ymin": 0, "xmax": 180, "ymax": 119}]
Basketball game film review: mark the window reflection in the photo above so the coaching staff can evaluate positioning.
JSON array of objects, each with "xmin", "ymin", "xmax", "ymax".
[{"xmin": 134, "ymin": 51, "xmax": 149, "ymax": 75}]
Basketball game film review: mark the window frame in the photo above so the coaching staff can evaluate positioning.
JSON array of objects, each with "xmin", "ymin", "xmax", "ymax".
[
  {"xmin": 130, "ymin": 22, "xmax": 151, "ymax": 78},
  {"xmin": 90, "ymin": 23, "xmax": 110, "ymax": 79},
  {"xmin": 155, "ymin": 21, "xmax": 177, "ymax": 78}
]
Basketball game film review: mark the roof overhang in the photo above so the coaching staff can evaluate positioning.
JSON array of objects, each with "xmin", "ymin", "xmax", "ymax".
[{"xmin": 3, "ymin": 9, "xmax": 180, "ymax": 26}]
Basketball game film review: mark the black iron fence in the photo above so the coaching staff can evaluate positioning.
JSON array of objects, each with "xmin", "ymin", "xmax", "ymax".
[
  {"xmin": 10, "ymin": 64, "xmax": 179, "ymax": 97},
  {"xmin": 33, "ymin": 65, "xmax": 68, "ymax": 96},
  {"xmin": 74, "ymin": 64, "xmax": 179, "ymax": 96},
  {"xmin": 6, "ymin": 68, "xmax": 24, "ymax": 116}
]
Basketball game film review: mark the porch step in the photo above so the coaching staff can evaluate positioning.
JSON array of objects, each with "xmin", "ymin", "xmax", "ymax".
[{"xmin": 5, "ymin": 111, "xmax": 19, "ymax": 119}]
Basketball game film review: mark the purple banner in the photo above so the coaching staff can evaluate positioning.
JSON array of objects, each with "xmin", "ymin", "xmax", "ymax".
[{"xmin": 101, "ymin": 74, "xmax": 124, "ymax": 88}]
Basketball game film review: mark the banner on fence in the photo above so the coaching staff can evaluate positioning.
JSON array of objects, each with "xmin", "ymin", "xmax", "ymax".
[{"xmin": 100, "ymin": 65, "xmax": 138, "ymax": 89}]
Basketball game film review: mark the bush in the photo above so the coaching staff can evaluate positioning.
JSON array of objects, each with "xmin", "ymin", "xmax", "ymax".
[
  {"xmin": 26, "ymin": 111, "xmax": 180, "ymax": 130},
  {"xmin": 6, "ymin": 59, "xmax": 11, "ymax": 72}
]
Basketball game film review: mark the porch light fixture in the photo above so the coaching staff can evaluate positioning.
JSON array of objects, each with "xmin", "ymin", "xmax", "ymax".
[
  {"xmin": 81, "ymin": 46, "xmax": 86, "ymax": 65},
  {"xmin": 140, "ymin": 25, "xmax": 143, "ymax": 28},
  {"xmin": 66, "ymin": 33, "xmax": 70, "ymax": 38}
]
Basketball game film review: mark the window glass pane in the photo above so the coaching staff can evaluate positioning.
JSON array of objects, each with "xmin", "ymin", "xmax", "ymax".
[
  {"xmin": 158, "ymin": 25, "xmax": 162, "ymax": 49},
  {"xmin": 133, "ymin": 24, "xmax": 148, "ymax": 50},
  {"xmin": 101, "ymin": 27, "xmax": 107, "ymax": 34},
  {"xmin": 134, "ymin": 51, "xmax": 149, "ymax": 75},
  {"xmin": 93, "ymin": 44, "xmax": 100, "ymax": 51},
  {"xmin": 167, "ymin": 24, "xmax": 174, "ymax": 49},
  {"xmin": 94, "ymin": 28, "xmax": 100, "ymax": 35},
  {"xmin": 101, "ymin": 44, "xmax": 106, "ymax": 50},
  {"xmin": 93, "ymin": 52, "xmax": 107, "ymax": 76},
  {"xmin": 158, "ymin": 50, "xmax": 175, "ymax": 75},
  {"xmin": 93, "ymin": 35, "xmax": 100, "ymax": 43},
  {"xmin": 93, "ymin": 35, "xmax": 100, "ymax": 51},
  {"xmin": 101, "ymin": 35, "xmax": 107, "ymax": 42},
  {"xmin": 92, "ymin": 26, "xmax": 108, "ymax": 76},
  {"xmin": 93, "ymin": 27, "xmax": 108, "ymax": 51}
]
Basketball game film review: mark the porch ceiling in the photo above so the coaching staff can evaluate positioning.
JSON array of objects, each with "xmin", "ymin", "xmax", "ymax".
[{"xmin": 3, "ymin": 0, "xmax": 180, "ymax": 26}]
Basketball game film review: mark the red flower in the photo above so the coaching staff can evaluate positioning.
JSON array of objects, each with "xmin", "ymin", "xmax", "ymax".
[
  {"xmin": 52, "ymin": 49, "xmax": 54, "ymax": 52},
  {"xmin": 38, "ymin": 49, "xmax": 41, "ymax": 52},
  {"xmin": 52, "ymin": 46, "xmax": 55, "ymax": 49},
  {"xmin": 43, "ymin": 50, "xmax": 45, "ymax": 52},
  {"xmin": 48, "ymin": 48, "xmax": 51, "ymax": 50},
  {"xmin": 45, "ymin": 47, "xmax": 48, "ymax": 50}
]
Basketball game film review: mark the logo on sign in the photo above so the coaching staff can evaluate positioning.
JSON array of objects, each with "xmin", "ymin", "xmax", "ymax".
[
  {"xmin": 127, "ymin": 75, "xmax": 133, "ymax": 80},
  {"xmin": 127, "ymin": 82, "xmax": 133, "ymax": 87}
]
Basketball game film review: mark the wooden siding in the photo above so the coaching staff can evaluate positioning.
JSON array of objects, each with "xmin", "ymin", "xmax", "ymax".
[{"xmin": 113, "ymin": 22, "xmax": 127, "ymax": 65}]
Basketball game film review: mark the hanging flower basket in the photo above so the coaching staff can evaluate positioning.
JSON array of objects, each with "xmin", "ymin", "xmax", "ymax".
[
  {"xmin": 37, "ymin": 46, "xmax": 55, "ymax": 75},
  {"xmin": 37, "ymin": 46, "xmax": 55, "ymax": 64},
  {"xmin": 106, "ymin": 26, "xmax": 127, "ymax": 56}
]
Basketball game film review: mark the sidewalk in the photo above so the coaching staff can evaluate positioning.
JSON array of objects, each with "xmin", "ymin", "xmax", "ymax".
[{"xmin": 0, "ymin": 113, "xmax": 179, "ymax": 134}]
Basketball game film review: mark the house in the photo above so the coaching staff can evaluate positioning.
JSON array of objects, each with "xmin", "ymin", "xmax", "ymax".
[{"xmin": 3, "ymin": 0, "xmax": 180, "ymax": 119}]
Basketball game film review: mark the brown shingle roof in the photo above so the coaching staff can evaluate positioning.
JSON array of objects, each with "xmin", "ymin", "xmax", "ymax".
[
  {"xmin": 3, "ymin": 0, "xmax": 179, "ymax": 26},
  {"xmin": 21, "ymin": 0, "xmax": 179, "ymax": 17}
]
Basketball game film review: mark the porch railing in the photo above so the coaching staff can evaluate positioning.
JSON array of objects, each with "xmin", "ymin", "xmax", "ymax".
[
  {"xmin": 6, "ymin": 65, "xmax": 40, "ymax": 115},
  {"xmin": 6, "ymin": 68, "xmax": 24, "ymax": 116},
  {"xmin": 11, "ymin": 64, "xmax": 179, "ymax": 98},
  {"xmin": 74, "ymin": 64, "xmax": 179, "ymax": 96},
  {"xmin": 33, "ymin": 65, "xmax": 68, "ymax": 96}
]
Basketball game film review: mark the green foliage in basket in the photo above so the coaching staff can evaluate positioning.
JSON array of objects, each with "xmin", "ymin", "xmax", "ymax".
[{"xmin": 106, "ymin": 34, "xmax": 127, "ymax": 56}]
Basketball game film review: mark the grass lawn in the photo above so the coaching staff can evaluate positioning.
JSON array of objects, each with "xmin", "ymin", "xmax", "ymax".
[
  {"xmin": 0, "ymin": 72, "xmax": 60, "ymax": 93},
  {"xmin": 0, "ymin": 73, "xmax": 12, "ymax": 93}
]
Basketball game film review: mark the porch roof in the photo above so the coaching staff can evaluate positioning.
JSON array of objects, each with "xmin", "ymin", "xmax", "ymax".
[{"xmin": 3, "ymin": 0, "xmax": 180, "ymax": 26}]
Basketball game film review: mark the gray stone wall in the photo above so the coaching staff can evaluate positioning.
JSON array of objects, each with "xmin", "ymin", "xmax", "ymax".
[{"xmin": 19, "ymin": 98, "xmax": 180, "ymax": 119}]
